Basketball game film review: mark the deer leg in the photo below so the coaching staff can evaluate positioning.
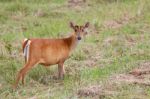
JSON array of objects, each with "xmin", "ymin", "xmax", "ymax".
[
  {"xmin": 58, "ymin": 62, "xmax": 65, "ymax": 79},
  {"xmin": 13, "ymin": 60, "xmax": 38, "ymax": 89},
  {"xmin": 58, "ymin": 65, "xmax": 61, "ymax": 79},
  {"xmin": 21, "ymin": 60, "xmax": 38, "ymax": 85},
  {"xmin": 13, "ymin": 65, "xmax": 26, "ymax": 89}
]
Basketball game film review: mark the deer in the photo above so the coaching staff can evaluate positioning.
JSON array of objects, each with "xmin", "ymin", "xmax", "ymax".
[{"xmin": 13, "ymin": 22, "xmax": 90, "ymax": 88}]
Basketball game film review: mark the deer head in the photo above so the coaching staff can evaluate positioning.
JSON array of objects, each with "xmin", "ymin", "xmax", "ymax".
[{"xmin": 70, "ymin": 22, "xmax": 90, "ymax": 40}]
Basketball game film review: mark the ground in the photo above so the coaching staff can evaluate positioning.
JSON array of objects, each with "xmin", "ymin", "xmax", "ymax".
[{"xmin": 0, "ymin": 0, "xmax": 150, "ymax": 99}]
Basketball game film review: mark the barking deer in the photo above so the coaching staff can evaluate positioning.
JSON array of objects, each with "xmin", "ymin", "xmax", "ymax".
[{"xmin": 13, "ymin": 22, "xmax": 90, "ymax": 88}]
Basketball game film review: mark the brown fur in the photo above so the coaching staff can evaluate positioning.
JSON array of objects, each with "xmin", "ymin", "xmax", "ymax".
[{"xmin": 13, "ymin": 22, "xmax": 89, "ymax": 89}]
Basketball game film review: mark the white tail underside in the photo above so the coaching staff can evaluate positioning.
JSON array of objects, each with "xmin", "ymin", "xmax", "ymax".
[{"xmin": 23, "ymin": 40, "xmax": 31, "ymax": 62}]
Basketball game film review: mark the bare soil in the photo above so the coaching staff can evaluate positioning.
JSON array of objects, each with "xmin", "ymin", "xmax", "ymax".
[{"xmin": 78, "ymin": 85, "xmax": 118, "ymax": 98}]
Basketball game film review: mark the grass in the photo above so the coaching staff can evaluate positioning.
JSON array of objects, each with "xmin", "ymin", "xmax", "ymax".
[{"xmin": 0, "ymin": 0, "xmax": 150, "ymax": 98}]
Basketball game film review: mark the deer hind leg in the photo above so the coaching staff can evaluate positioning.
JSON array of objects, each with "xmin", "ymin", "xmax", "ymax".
[
  {"xmin": 21, "ymin": 60, "xmax": 38, "ymax": 85},
  {"xmin": 13, "ymin": 60, "xmax": 38, "ymax": 89},
  {"xmin": 58, "ymin": 62, "xmax": 65, "ymax": 79}
]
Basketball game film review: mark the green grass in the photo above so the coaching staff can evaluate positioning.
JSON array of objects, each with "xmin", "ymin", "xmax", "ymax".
[{"xmin": 0, "ymin": 0, "xmax": 150, "ymax": 98}]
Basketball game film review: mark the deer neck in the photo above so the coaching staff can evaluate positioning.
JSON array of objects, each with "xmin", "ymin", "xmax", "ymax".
[{"xmin": 65, "ymin": 33, "xmax": 79, "ymax": 51}]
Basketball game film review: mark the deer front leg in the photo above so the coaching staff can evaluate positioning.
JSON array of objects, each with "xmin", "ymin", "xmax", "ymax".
[{"xmin": 58, "ymin": 62, "xmax": 65, "ymax": 79}]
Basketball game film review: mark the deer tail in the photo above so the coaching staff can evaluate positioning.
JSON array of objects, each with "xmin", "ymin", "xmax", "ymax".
[{"xmin": 22, "ymin": 38, "xmax": 31, "ymax": 63}]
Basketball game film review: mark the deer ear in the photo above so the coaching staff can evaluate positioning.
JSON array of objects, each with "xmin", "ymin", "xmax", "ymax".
[
  {"xmin": 70, "ymin": 22, "xmax": 74, "ymax": 29},
  {"xmin": 85, "ymin": 22, "xmax": 89, "ymax": 28}
]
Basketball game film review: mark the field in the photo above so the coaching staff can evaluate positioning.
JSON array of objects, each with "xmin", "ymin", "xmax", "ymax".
[{"xmin": 0, "ymin": 0, "xmax": 150, "ymax": 98}]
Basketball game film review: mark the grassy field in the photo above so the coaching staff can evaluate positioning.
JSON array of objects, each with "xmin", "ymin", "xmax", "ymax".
[{"xmin": 0, "ymin": 0, "xmax": 150, "ymax": 98}]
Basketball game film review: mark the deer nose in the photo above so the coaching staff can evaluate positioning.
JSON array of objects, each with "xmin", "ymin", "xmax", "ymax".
[{"xmin": 77, "ymin": 37, "xmax": 81, "ymax": 40}]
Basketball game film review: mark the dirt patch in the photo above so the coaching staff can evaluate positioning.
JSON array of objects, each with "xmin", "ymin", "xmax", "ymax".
[
  {"xmin": 103, "ymin": 13, "xmax": 135, "ymax": 29},
  {"xmin": 103, "ymin": 34, "xmax": 137, "ymax": 49},
  {"xmin": 28, "ymin": 96, "xmax": 37, "ymax": 99},
  {"xmin": 68, "ymin": 0, "xmax": 88, "ymax": 10},
  {"xmin": 110, "ymin": 62, "xmax": 150, "ymax": 86},
  {"xmin": 78, "ymin": 85, "xmax": 103, "ymax": 97},
  {"xmin": 103, "ymin": 20, "xmax": 122, "ymax": 29},
  {"xmin": 111, "ymin": 74, "xmax": 150, "ymax": 86},
  {"xmin": 78, "ymin": 85, "xmax": 118, "ymax": 98},
  {"xmin": 68, "ymin": 0, "xmax": 86, "ymax": 6},
  {"xmin": 34, "ymin": 9, "xmax": 48, "ymax": 17},
  {"xmin": 83, "ymin": 59, "xmax": 96, "ymax": 67},
  {"xmin": 130, "ymin": 62, "xmax": 150, "ymax": 76}
]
